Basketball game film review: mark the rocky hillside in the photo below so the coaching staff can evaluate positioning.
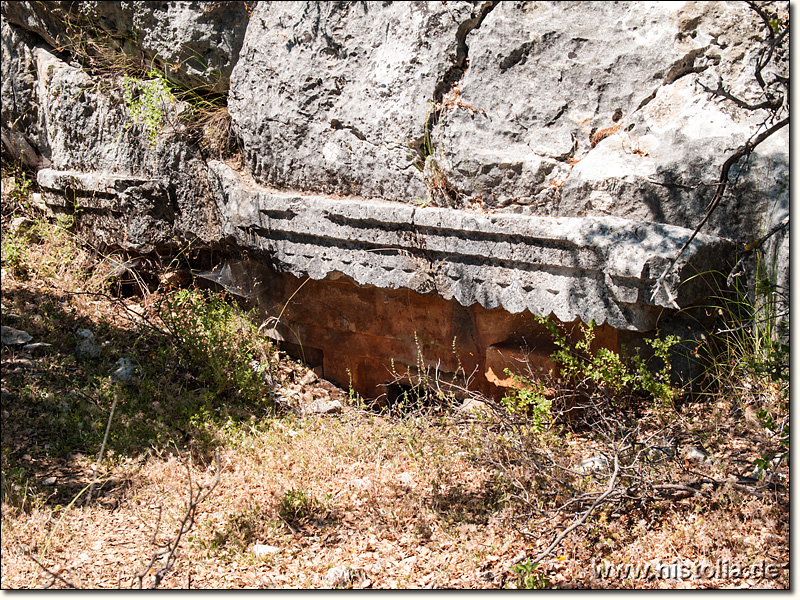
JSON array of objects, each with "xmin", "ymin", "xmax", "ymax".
[{"xmin": 1, "ymin": 1, "xmax": 788, "ymax": 261}]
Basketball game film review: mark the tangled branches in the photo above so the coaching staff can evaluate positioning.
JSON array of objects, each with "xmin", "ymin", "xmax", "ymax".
[
  {"xmin": 651, "ymin": 1, "xmax": 789, "ymax": 303},
  {"xmin": 21, "ymin": 451, "xmax": 221, "ymax": 589}
]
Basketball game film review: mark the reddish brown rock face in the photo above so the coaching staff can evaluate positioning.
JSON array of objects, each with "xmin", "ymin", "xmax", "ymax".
[{"xmin": 259, "ymin": 271, "xmax": 634, "ymax": 403}]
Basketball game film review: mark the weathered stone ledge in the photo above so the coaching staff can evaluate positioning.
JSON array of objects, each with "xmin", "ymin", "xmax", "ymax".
[
  {"xmin": 205, "ymin": 162, "xmax": 733, "ymax": 331},
  {"xmin": 35, "ymin": 164, "xmax": 734, "ymax": 332},
  {"xmin": 37, "ymin": 168, "xmax": 166, "ymax": 210}
]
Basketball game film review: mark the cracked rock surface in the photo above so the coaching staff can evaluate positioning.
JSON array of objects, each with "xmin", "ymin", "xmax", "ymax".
[
  {"xmin": 227, "ymin": 2, "xmax": 786, "ymax": 249},
  {"xmin": 229, "ymin": 1, "xmax": 493, "ymax": 202}
]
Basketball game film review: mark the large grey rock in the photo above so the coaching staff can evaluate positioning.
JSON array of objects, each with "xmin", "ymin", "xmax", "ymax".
[
  {"xmin": 434, "ymin": 2, "xmax": 788, "ymax": 228},
  {"xmin": 1, "ymin": 17, "xmax": 49, "ymax": 170},
  {"xmin": 4, "ymin": 38, "xmax": 222, "ymax": 253},
  {"xmin": 228, "ymin": 1, "xmax": 492, "ymax": 202},
  {"xmin": 1, "ymin": 326, "xmax": 33, "ymax": 346},
  {"xmin": 74, "ymin": 328, "xmax": 101, "ymax": 359},
  {"xmin": 223, "ymin": 1, "xmax": 788, "ymax": 320},
  {"xmin": 226, "ymin": 2, "xmax": 787, "ymax": 237},
  {"xmin": 1, "ymin": 1, "xmax": 251, "ymax": 93}
]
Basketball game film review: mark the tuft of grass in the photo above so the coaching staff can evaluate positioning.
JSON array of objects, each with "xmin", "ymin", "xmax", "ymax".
[
  {"xmin": 208, "ymin": 503, "xmax": 269, "ymax": 553},
  {"xmin": 277, "ymin": 487, "xmax": 328, "ymax": 528},
  {"xmin": 688, "ymin": 252, "xmax": 789, "ymax": 471},
  {"xmin": 123, "ymin": 69, "xmax": 175, "ymax": 146}
]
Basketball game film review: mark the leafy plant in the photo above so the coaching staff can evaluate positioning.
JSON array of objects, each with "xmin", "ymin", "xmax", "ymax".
[
  {"xmin": 277, "ymin": 487, "xmax": 325, "ymax": 527},
  {"xmin": 536, "ymin": 316, "xmax": 679, "ymax": 410},
  {"xmin": 3, "ymin": 168, "xmax": 34, "ymax": 206},
  {"xmin": 501, "ymin": 371, "xmax": 552, "ymax": 433},
  {"xmin": 123, "ymin": 68, "xmax": 175, "ymax": 146},
  {"xmin": 1, "ymin": 233, "xmax": 31, "ymax": 280},
  {"xmin": 157, "ymin": 288, "xmax": 277, "ymax": 407},
  {"xmin": 510, "ymin": 558, "xmax": 549, "ymax": 589},
  {"xmin": 411, "ymin": 106, "xmax": 462, "ymax": 208}
]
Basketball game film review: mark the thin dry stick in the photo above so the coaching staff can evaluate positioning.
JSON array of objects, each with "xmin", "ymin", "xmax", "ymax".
[
  {"xmin": 134, "ymin": 451, "xmax": 221, "ymax": 589},
  {"xmin": 86, "ymin": 388, "xmax": 119, "ymax": 505},
  {"xmin": 532, "ymin": 452, "xmax": 621, "ymax": 565},
  {"xmin": 19, "ymin": 547, "xmax": 78, "ymax": 589}
]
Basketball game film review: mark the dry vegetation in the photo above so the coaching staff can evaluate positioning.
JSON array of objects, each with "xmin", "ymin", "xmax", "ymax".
[{"xmin": 0, "ymin": 163, "xmax": 789, "ymax": 589}]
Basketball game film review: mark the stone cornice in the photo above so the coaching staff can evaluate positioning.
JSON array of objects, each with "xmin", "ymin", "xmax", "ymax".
[
  {"xmin": 36, "ymin": 164, "xmax": 734, "ymax": 331},
  {"xmin": 206, "ymin": 161, "xmax": 733, "ymax": 331}
]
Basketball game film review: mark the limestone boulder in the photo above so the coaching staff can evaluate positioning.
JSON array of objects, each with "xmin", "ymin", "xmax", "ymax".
[
  {"xmin": 226, "ymin": 2, "xmax": 787, "ymax": 242},
  {"xmin": 228, "ymin": 1, "xmax": 489, "ymax": 202},
  {"xmin": 0, "ymin": 1, "xmax": 788, "ymax": 332},
  {"xmin": 1, "ymin": 17, "xmax": 47, "ymax": 170},
  {"xmin": 1, "ymin": 28, "xmax": 221, "ymax": 253},
  {"xmin": 1, "ymin": 1, "xmax": 251, "ymax": 93}
]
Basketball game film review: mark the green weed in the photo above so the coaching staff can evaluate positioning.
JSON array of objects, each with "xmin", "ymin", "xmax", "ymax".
[
  {"xmin": 1, "ymin": 234, "xmax": 31, "ymax": 280},
  {"xmin": 277, "ymin": 487, "xmax": 327, "ymax": 527},
  {"xmin": 209, "ymin": 503, "xmax": 268, "ymax": 553},
  {"xmin": 537, "ymin": 315, "xmax": 679, "ymax": 410},
  {"xmin": 509, "ymin": 558, "xmax": 549, "ymax": 589},
  {"xmin": 123, "ymin": 69, "xmax": 175, "ymax": 146},
  {"xmin": 157, "ymin": 288, "xmax": 277, "ymax": 407},
  {"xmin": 690, "ymin": 247, "xmax": 789, "ymax": 467},
  {"xmin": 501, "ymin": 371, "xmax": 552, "ymax": 433}
]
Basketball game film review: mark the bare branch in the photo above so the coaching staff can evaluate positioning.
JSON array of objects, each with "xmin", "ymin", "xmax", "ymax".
[
  {"xmin": 698, "ymin": 78, "xmax": 782, "ymax": 111},
  {"xmin": 650, "ymin": 116, "xmax": 789, "ymax": 303},
  {"xmin": 134, "ymin": 451, "xmax": 221, "ymax": 589},
  {"xmin": 18, "ymin": 546, "xmax": 77, "ymax": 589},
  {"xmin": 531, "ymin": 452, "xmax": 620, "ymax": 565}
]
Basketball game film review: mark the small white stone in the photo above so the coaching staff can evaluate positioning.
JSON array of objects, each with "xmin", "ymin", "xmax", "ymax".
[{"xmin": 252, "ymin": 544, "xmax": 281, "ymax": 558}]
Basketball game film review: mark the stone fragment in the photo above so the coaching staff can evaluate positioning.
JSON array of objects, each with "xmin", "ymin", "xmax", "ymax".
[
  {"xmin": 1, "ymin": 326, "xmax": 32, "ymax": 346},
  {"xmin": 578, "ymin": 454, "xmax": 610, "ymax": 474},
  {"xmin": 252, "ymin": 544, "xmax": 281, "ymax": 558},
  {"xmin": 302, "ymin": 399, "xmax": 343, "ymax": 416},
  {"xmin": 74, "ymin": 329, "xmax": 101, "ymax": 359},
  {"xmin": 322, "ymin": 565, "xmax": 366, "ymax": 589},
  {"xmin": 22, "ymin": 342, "xmax": 51, "ymax": 353},
  {"xmin": 299, "ymin": 371, "xmax": 317, "ymax": 386},
  {"xmin": 111, "ymin": 358, "xmax": 140, "ymax": 382},
  {"xmin": 683, "ymin": 446, "xmax": 711, "ymax": 464},
  {"xmin": 456, "ymin": 398, "xmax": 488, "ymax": 415},
  {"xmin": 398, "ymin": 472, "xmax": 414, "ymax": 485},
  {"xmin": 9, "ymin": 216, "xmax": 36, "ymax": 236}
]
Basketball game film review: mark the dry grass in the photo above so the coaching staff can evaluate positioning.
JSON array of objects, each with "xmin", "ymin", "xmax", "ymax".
[{"xmin": 0, "ymin": 169, "xmax": 789, "ymax": 589}]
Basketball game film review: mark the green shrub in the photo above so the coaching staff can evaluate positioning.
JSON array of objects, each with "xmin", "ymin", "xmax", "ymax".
[
  {"xmin": 123, "ymin": 69, "xmax": 175, "ymax": 146},
  {"xmin": 158, "ymin": 289, "xmax": 277, "ymax": 406},
  {"xmin": 537, "ymin": 315, "xmax": 679, "ymax": 409},
  {"xmin": 1, "ymin": 233, "xmax": 31, "ymax": 280},
  {"xmin": 501, "ymin": 372, "xmax": 552, "ymax": 433}
]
